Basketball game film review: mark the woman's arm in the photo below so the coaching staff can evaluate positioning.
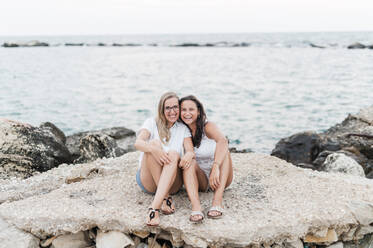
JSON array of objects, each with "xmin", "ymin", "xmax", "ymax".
[
  {"xmin": 205, "ymin": 122, "xmax": 229, "ymax": 190},
  {"xmin": 179, "ymin": 137, "xmax": 195, "ymax": 169},
  {"xmin": 134, "ymin": 129, "xmax": 171, "ymax": 165},
  {"xmin": 205, "ymin": 122, "xmax": 228, "ymax": 167}
]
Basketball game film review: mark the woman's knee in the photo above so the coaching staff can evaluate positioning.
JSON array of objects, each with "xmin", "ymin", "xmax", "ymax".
[
  {"xmin": 148, "ymin": 139, "xmax": 162, "ymax": 148},
  {"xmin": 168, "ymin": 150, "xmax": 180, "ymax": 162},
  {"xmin": 182, "ymin": 159, "xmax": 197, "ymax": 174}
]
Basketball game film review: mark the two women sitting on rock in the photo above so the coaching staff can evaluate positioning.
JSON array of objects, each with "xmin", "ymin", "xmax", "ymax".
[{"xmin": 135, "ymin": 92, "xmax": 233, "ymax": 226}]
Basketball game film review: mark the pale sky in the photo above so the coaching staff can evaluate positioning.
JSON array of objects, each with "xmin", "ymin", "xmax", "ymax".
[{"xmin": 1, "ymin": 0, "xmax": 372, "ymax": 35}]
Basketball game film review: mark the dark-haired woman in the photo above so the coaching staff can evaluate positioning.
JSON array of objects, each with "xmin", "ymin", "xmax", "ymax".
[{"xmin": 179, "ymin": 95, "xmax": 233, "ymax": 223}]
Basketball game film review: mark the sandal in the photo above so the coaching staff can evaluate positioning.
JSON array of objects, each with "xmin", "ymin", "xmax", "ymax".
[
  {"xmin": 189, "ymin": 211, "xmax": 204, "ymax": 223},
  {"xmin": 161, "ymin": 196, "xmax": 175, "ymax": 215},
  {"xmin": 147, "ymin": 208, "xmax": 160, "ymax": 226},
  {"xmin": 207, "ymin": 206, "xmax": 223, "ymax": 219}
]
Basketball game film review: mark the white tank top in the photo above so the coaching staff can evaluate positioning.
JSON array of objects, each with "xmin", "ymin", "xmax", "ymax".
[{"xmin": 194, "ymin": 134, "xmax": 216, "ymax": 178}]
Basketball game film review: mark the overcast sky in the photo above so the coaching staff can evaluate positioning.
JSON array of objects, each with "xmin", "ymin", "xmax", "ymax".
[{"xmin": 1, "ymin": 0, "xmax": 372, "ymax": 36}]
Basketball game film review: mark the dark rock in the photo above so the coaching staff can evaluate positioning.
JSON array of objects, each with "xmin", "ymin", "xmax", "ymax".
[
  {"xmin": 347, "ymin": 42, "xmax": 366, "ymax": 49},
  {"xmin": 0, "ymin": 119, "xmax": 72, "ymax": 179},
  {"xmin": 2, "ymin": 43, "xmax": 19, "ymax": 48},
  {"xmin": 112, "ymin": 43, "xmax": 124, "ymax": 47},
  {"xmin": 39, "ymin": 122, "xmax": 66, "ymax": 144},
  {"xmin": 97, "ymin": 43, "xmax": 106, "ymax": 46},
  {"xmin": 297, "ymin": 163, "xmax": 316, "ymax": 170},
  {"xmin": 273, "ymin": 105, "xmax": 373, "ymax": 177},
  {"xmin": 123, "ymin": 43, "xmax": 141, "ymax": 47},
  {"xmin": 66, "ymin": 127, "xmax": 136, "ymax": 162},
  {"xmin": 310, "ymin": 43, "xmax": 325, "ymax": 49},
  {"xmin": 173, "ymin": 43, "xmax": 200, "ymax": 47},
  {"xmin": 74, "ymin": 134, "xmax": 126, "ymax": 163},
  {"xmin": 229, "ymin": 147, "xmax": 253, "ymax": 153},
  {"xmin": 367, "ymin": 44, "xmax": 373, "ymax": 49},
  {"xmin": 271, "ymin": 131, "xmax": 323, "ymax": 165},
  {"xmin": 324, "ymin": 112, "xmax": 373, "ymax": 159},
  {"xmin": 25, "ymin": 41, "xmax": 49, "ymax": 47},
  {"xmin": 2, "ymin": 41, "xmax": 49, "ymax": 48},
  {"xmin": 232, "ymin": 42, "xmax": 250, "ymax": 47},
  {"xmin": 65, "ymin": 43, "xmax": 84, "ymax": 46},
  {"xmin": 313, "ymin": 150, "xmax": 334, "ymax": 170}
]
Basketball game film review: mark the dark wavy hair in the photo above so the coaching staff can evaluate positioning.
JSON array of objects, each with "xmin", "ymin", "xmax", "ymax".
[{"xmin": 179, "ymin": 95, "xmax": 207, "ymax": 148}]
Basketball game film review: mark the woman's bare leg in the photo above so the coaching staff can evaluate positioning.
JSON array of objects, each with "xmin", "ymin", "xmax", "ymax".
[
  {"xmin": 210, "ymin": 152, "xmax": 233, "ymax": 216},
  {"xmin": 182, "ymin": 160, "xmax": 208, "ymax": 221},
  {"xmin": 147, "ymin": 150, "xmax": 181, "ymax": 225},
  {"xmin": 140, "ymin": 140, "xmax": 164, "ymax": 193}
]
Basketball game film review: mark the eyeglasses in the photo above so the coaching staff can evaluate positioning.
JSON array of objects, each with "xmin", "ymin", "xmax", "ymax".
[{"xmin": 164, "ymin": 105, "xmax": 179, "ymax": 112}]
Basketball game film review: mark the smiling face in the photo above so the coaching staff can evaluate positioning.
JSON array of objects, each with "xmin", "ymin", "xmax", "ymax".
[
  {"xmin": 163, "ymin": 97, "xmax": 179, "ymax": 126},
  {"xmin": 181, "ymin": 100, "xmax": 199, "ymax": 126}
]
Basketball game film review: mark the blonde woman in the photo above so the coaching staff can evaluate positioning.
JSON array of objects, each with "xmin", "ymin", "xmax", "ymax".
[{"xmin": 135, "ymin": 92, "xmax": 194, "ymax": 226}]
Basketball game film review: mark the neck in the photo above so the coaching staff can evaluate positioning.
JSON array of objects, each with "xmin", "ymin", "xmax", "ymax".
[{"xmin": 167, "ymin": 122, "xmax": 175, "ymax": 128}]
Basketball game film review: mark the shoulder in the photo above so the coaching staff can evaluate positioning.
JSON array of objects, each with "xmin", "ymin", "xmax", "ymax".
[
  {"xmin": 204, "ymin": 121, "xmax": 218, "ymax": 131},
  {"xmin": 204, "ymin": 121, "xmax": 224, "ymax": 140}
]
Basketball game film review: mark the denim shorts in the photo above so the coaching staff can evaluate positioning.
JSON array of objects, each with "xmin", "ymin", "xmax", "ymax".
[{"xmin": 136, "ymin": 169, "xmax": 155, "ymax": 195}]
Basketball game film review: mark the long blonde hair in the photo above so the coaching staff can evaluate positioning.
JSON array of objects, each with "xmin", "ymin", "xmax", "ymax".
[{"xmin": 156, "ymin": 92, "xmax": 179, "ymax": 144}]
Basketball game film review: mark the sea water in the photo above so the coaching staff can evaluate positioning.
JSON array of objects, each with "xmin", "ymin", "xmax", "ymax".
[{"xmin": 1, "ymin": 32, "xmax": 373, "ymax": 153}]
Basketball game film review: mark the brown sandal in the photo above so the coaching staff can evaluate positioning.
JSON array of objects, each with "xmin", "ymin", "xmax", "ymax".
[
  {"xmin": 161, "ymin": 196, "xmax": 175, "ymax": 215},
  {"xmin": 147, "ymin": 208, "xmax": 160, "ymax": 226},
  {"xmin": 207, "ymin": 206, "xmax": 223, "ymax": 219}
]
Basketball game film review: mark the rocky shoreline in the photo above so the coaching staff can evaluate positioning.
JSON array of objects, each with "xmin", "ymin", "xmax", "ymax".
[
  {"xmin": 1, "ymin": 105, "xmax": 373, "ymax": 248},
  {"xmin": 2, "ymin": 40, "xmax": 373, "ymax": 49},
  {"xmin": 271, "ymin": 105, "xmax": 373, "ymax": 179}
]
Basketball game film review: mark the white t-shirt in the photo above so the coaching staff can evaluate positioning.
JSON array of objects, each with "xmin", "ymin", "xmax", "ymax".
[{"xmin": 137, "ymin": 118, "xmax": 191, "ymax": 167}]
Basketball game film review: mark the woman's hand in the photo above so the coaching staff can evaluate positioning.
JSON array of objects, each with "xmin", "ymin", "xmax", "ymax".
[
  {"xmin": 209, "ymin": 166, "xmax": 220, "ymax": 191},
  {"xmin": 150, "ymin": 146, "xmax": 171, "ymax": 166},
  {"xmin": 179, "ymin": 152, "xmax": 194, "ymax": 170}
]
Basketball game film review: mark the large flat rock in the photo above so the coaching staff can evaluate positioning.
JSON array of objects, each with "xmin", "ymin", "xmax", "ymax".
[{"xmin": 1, "ymin": 152, "xmax": 373, "ymax": 247}]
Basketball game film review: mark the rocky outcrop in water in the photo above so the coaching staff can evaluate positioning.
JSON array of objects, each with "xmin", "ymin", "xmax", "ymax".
[
  {"xmin": 0, "ymin": 119, "xmax": 71, "ymax": 179},
  {"xmin": 2, "ymin": 41, "xmax": 49, "ymax": 48},
  {"xmin": 309, "ymin": 43, "xmax": 326, "ymax": 49},
  {"xmin": 64, "ymin": 43, "xmax": 85, "ymax": 46},
  {"xmin": 347, "ymin": 42, "xmax": 366, "ymax": 49},
  {"xmin": 66, "ymin": 127, "xmax": 136, "ymax": 163},
  {"xmin": 1, "ymin": 152, "xmax": 373, "ymax": 247},
  {"xmin": 272, "ymin": 105, "xmax": 373, "ymax": 177}
]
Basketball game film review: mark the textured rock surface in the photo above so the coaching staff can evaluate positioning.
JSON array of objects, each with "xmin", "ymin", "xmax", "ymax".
[
  {"xmin": 51, "ymin": 231, "xmax": 92, "ymax": 248},
  {"xmin": 96, "ymin": 230, "xmax": 134, "ymax": 248},
  {"xmin": 39, "ymin": 122, "xmax": 67, "ymax": 144},
  {"xmin": 0, "ymin": 217, "xmax": 39, "ymax": 248},
  {"xmin": 271, "ymin": 105, "xmax": 373, "ymax": 177},
  {"xmin": 51, "ymin": 232, "xmax": 92, "ymax": 248},
  {"xmin": 66, "ymin": 127, "xmax": 136, "ymax": 162},
  {"xmin": 1, "ymin": 152, "xmax": 373, "ymax": 247},
  {"xmin": 323, "ymin": 153, "xmax": 365, "ymax": 177},
  {"xmin": 0, "ymin": 119, "xmax": 71, "ymax": 179},
  {"xmin": 74, "ymin": 134, "xmax": 126, "ymax": 163}
]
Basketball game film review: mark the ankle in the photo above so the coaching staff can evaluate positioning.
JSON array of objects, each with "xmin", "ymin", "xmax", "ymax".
[{"xmin": 191, "ymin": 203, "xmax": 202, "ymax": 211}]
